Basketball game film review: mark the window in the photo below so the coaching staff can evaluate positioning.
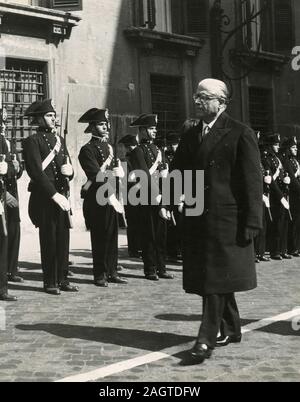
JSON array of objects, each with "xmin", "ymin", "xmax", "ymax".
[
  {"xmin": 13, "ymin": 0, "xmax": 83, "ymax": 11},
  {"xmin": 151, "ymin": 75, "xmax": 182, "ymax": 137},
  {"xmin": 134, "ymin": 0, "xmax": 208, "ymax": 37},
  {"xmin": 0, "ymin": 59, "xmax": 48, "ymax": 150},
  {"xmin": 49, "ymin": 0, "xmax": 82, "ymax": 11},
  {"xmin": 243, "ymin": 0, "xmax": 294, "ymax": 53},
  {"xmin": 249, "ymin": 87, "xmax": 273, "ymax": 132}
]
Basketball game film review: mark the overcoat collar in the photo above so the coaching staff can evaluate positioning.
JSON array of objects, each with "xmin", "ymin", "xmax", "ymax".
[{"xmin": 192, "ymin": 112, "xmax": 231, "ymax": 169}]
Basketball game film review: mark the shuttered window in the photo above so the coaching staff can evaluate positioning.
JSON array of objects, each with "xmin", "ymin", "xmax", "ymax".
[
  {"xmin": 50, "ymin": 0, "xmax": 82, "ymax": 11},
  {"xmin": 274, "ymin": 0, "xmax": 294, "ymax": 51},
  {"xmin": 151, "ymin": 75, "xmax": 182, "ymax": 138},
  {"xmin": 249, "ymin": 87, "xmax": 273, "ymax": 133},
  {"xmin": 171, "ymin": 0, "xmax": 208, "ymax": 37}
]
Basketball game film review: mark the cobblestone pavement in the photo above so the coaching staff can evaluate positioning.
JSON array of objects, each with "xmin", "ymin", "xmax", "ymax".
[{"xmin": 0, "ymin": 228, "xmax": 299, "ymax": 382}]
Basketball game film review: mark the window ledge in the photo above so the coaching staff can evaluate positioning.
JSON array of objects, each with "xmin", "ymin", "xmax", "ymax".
[
  {"xmin": 232, "ymin": 49, "xmax": 290, "ymax": 71},
  {"xmin": 0, "ymin": 1, "xmax": 81, "ymax": 44},
  {"xmin": 124, "ymin": 27, "xmax": 205, "ymax": 57}
]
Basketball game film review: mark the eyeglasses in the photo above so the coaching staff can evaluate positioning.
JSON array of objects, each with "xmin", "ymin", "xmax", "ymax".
[{"xmin": 193, "ymin": 93, "xmax": 220, "ymax": 103}]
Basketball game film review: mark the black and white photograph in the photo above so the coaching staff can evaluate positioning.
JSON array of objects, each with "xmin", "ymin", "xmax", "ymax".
[{"xmin": 0, "ymin": 0, "xmax": 299, "ymax": 384}]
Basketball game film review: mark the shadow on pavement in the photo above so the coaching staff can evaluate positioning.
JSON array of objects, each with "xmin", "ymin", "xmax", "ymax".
[
  {"xmin": 18, "ymin": 261, "xmax": 41, "ymax": 271},
  {"xmin": 16, "ymin": 324, "xmax": 194, "ymax": 351},
  {"xmin": 255, "ymin": 321, "xmax": 300, "ymax": 336}
]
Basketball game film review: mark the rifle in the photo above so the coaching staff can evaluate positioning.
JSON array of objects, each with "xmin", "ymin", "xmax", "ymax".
[
  {"xmin": 283, "ymin": 172, "xmax": 293, "ymax": 222},
  {"xmin": 263, "ymin": 170, "xmax": 272, "ymax": 222},
  {"xmin": 112, "ymin": 117, "xmax": 127, "ymax": 228},
  {"xmin": 63, "ymin": 95, "xmax": 74, "ymax": 229},
  {"xmin": 0, "ymin": 154, "xmax": 8, "ymax": 237}
]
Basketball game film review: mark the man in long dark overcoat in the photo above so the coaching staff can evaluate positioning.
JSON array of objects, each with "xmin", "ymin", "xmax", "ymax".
[{"xmin": 171, "ymin": 78, "xmax": 263, "ymax": 363}]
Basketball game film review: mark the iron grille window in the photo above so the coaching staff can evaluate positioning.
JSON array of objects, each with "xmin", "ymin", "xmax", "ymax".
[
  {"xmin": 150, "ymin": 74, "xmax": 182, "ymax": 138},
  {"xmin": 0, "ymin": 59, "xmax": 48, "ymax": 151},
  {"xmin": 249, "ymin": 87, "xmax": 273, "ymax": 133}
]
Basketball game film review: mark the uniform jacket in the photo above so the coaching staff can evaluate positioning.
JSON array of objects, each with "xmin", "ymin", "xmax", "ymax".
[
  {"xmin": 172, "ymin": 112, "xmax": 263, "ymax": 296},
  {"xmin": 78, "ymin": 139, "xmax": 114, "ymax": 230},
  {"xmin": 22, "ymin": 128, "xmax": 73, "ymax": 227},
  {"xmin": 261, "ymin": 148, "xmax": 286, "ymax": 202}
]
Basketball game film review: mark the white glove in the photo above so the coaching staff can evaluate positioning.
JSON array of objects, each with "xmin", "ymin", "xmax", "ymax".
[
  {"xmin": 155, "ymin": 194, "xmax": 162, "ymax": 205},
  {"xmin": 52, "ymin": 193, "xmax": 70, "ymax": 211},
  {"xmin": 281, "ymin": 197, "xmax": 290, "ymax": 210},
  {"xmin": 264, "ymin": 175, "xmax": 272, "ymax": 185},
  {"xmin": 12, "ymin": 159, "xmax": 20, "ymax": 174},
  {"xmin": 262, "ymin": 195, "xmax": 270, "ymax": 208},
  {"xmin": 178, "ymin": 202, "xmax": 184, "ymax": 214},
  {"xmin": 0, "ymin": 161, "xmax": 8, "ymax": 175},
  {"xmin": 108, "ymin": 193, "xmax": 124, "ymax": 214},
  {"xmin": 283, "ymin": 176, "xmax": 291, "ymax": 185},
  {"xmin": 159, "ymin": 208, "xmax": 171, "ymax": 221},
  {"xmin": 160, "ymin": 168, "xmax": 169, "ymax": 179},
  {"xmin": 61, "ymin": 163, "xmax": 73, "ymax": 177},
  {"xmin": 6, "ymin": 192, "xmax": 18, "ymax": 208},
  {"xmin": 112, "ymin": 166, "xmax": 125, "ymax": 179}
]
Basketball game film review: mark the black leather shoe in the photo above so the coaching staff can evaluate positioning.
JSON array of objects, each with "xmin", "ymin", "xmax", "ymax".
[
  {"xmin": 292, "ymin": 252, "xmax": 300, "ymax": 257},
  {"xmin": 0, "ymin": 293, "xmax": 18, "ymax": 301},
  {"xmin": 188, "ymin": 343, "xmax": 212, "ymax": 364},
  {"xmin": 60, "ymin": 284, "xmax": 79, "ymax": 292},
  {"xmin": 216, "ymin": 334, "xmax": 242, "ymax": 347},
  {"xmin": 282, "ymin": 253, "xmax": 292, "ymax": 259},
  {"xmin": 66, "ymin": 270, "xmax": 74, "ymax": 277},
  {"xmin": 145, "ymin": 274, "xmax": 159, "ymax": 281},
  {"xmin": 259, "ymin": 256, "xmax": 270, "ymax": 262},
  {"xmin": 108, "ymin": 276, "xmax": 128, "ymax": 284},
  {"xmin": 94, "ymin": 278, "xmax": 108, "ymax": 287},
  {"xmin": 271, "ymin": 254, "xmax": 283, "ymax": 260},
  {"xmin": 117, "ymin": 265, "xmax": 124, "ymax": 271},
  {"xmin": 7, "ymin": 275, "xmax": 24, "ymax": 283},
  {"xmin": 255, "ymin": 257, "xmax": 260, "ymax": 263},
  {"xmin": 158, "ymin": 272, "xmax": 174, "ymax": 279},
  {"xmin": 44, "ymin": 287, "xmax": 61, "ymax": 295}
]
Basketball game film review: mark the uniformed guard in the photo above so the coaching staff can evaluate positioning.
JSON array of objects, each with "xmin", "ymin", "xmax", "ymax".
[
  {"xmin": 128, "ymin": 114, "xmax": 174, "ymax": 280},
  {"xmin": 0, "ymin": 108, "xmax": 24, "ymax": 283},
  {"xmin": 281, "ymin": 136, "xmax": 300, "ymax": 256},
  {"xmin": 0, "ymin": 107, "xmax": 18, "ymax": 301},
  {"xmin": 23, "ymin": 99, "xmax": 79, "ymax": 295},
  {"xmin": 78, "ymin": 108, "xmax": 127, "ymax": 287},
  {"xmin": 118, "ymin": 134, "xmax": 141, "ymax": 258},
  {"xmin": 261, "ymin": 133, "xmax": 290, "ymax": 260}
]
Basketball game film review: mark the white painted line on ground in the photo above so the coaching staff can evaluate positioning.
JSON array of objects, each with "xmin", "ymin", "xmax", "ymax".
[
  {"xmin": 242, "ymin": 307, "xmax": 300, "ymax": 334},
  {"xmin": 56, "ymin": 307, "xmax": 300, "ymax": 382},
  {"xmin": 56, "ymin": 352, "xmax": 169, "ymax": 382}
]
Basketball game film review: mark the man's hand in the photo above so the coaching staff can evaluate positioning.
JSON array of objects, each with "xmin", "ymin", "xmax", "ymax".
[
  {"xmin": 243, "ymin": 226, "xmax": 260, "ymax": 242},
  {"xmin": 159, "ymin": 208, "xmax": 171, "ymax": 221},
  {"xmin": 6, "ymin": 192, "xmax": 18, "ymax": 208},
  {"xmin": 61, "ymin": 163, "xmax": 73, "ymax": 177},
  {"xmin": 0, "ymin": 161, "xmax": 8, "ymax": 175},
  {"xmin": 112, "ymin": 165, "xmax": 125, "ymax": 179},
  {"xmin": 264, "ymin": 175, "xmax": 272, "ymax": 185},
  {"xmin": 281, "ymin": 197, "xmax": 290, "ymax": 210},
  {"xmin": 52, "ymin": 193, "xmax": 70, "ymax": 211}
]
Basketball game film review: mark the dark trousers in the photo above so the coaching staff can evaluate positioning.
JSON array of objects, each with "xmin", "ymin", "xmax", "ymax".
[
  {"xmin": 139, "ymin": 206, "xmax": 167, "ymax": 275},
  {"xmin": 39, "ymin": 209, "xmax": 69, "ymax": 288},
  {"xmin": 197, "ymin": 293, "xmax": 241, "ymax": 349},
  {"xmin": 7, "ymin": 213, "xmax": 20, "ymax": 276},
  {"xmin": 90, "ymin": 205, "xmax": 118, "ymax": 280},
  {"xmin": 288, "ymin": 196, "xmax": 300, "ymax": 253},
  {"xmin": 268, "ymin": 203, "xmax": 289, "ymax": 255},
  {"xmin": 0, "ymin": 234, "xmax": 8, "ymax": 295},
  {"xmin": 125, "ymin": 204, "xmax": 141, "ymax": 254},
  {"xmin": 255, "ymin": 204, "xmax": 267, "ymax": 257}
]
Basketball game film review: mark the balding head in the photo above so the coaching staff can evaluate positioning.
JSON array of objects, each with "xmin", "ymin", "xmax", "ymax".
[
  {"xmin": 194, "ymin": 78, "xmax": 229, "ymax": 123},
  {"xmin": 197, "ymin": 78, "xmax": 229, "ymax": 100}
]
